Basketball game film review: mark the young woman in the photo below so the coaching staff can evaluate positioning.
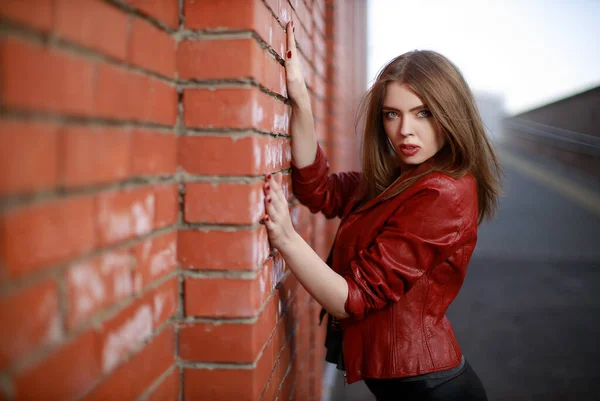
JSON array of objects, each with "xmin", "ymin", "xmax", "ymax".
[{"xmin": 262, "ymin": 21, "xmax": 502, "ymax": 400}]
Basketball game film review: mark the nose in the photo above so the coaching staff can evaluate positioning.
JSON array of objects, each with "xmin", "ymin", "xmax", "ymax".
[{"xmin": 399, "ymin": 116, "xmax": 413, "ymax": 137}]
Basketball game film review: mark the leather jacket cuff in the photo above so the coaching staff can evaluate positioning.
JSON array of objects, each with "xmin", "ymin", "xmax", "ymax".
[
  {"xmin": 343, "ymin": 274, "xmax": 367, "ymax": 320},
  {"xmin": 290, "ymin": 143, "xmax": 327, "ymax": 188}
]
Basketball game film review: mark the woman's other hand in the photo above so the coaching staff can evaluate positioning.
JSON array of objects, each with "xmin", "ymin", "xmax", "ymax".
[
  {"xmin": 263, "ymin": 172, "xmax": 296, "ymax": 251},
  {"xmin": 285, "ymin": 21, "xmax": 310, "ymax": 109}
]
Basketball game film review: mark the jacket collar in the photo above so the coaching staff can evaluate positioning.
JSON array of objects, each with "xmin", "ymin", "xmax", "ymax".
[{"xmin": 351, "ymin": 154, "xmax": 443, "ymax": 215}]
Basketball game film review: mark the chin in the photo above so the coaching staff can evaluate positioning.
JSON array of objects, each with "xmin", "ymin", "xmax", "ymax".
[{"xmin": 400, "ymin": 157, "xmax": 422, "ymax": 166}]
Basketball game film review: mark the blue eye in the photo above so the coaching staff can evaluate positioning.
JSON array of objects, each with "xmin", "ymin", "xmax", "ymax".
[
  {"xmin": 417, "ymin": 109, "xmax": 432, "ymax": 118},
  {"xmin": 384, "ymin": 111, "xmax": 398, "ymax": 119}
]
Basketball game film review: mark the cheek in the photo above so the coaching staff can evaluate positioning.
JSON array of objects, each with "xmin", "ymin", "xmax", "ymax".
[
  {"xmin": 383, "ymin": 120, "xmax": 398, "ymax": 139},
  {"xmin": 382, "ymin": 120, "xmax": 395, "ymax": 138}
]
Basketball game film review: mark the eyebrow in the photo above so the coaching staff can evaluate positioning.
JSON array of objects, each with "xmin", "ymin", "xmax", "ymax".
[{"xmin": 382, "ymin": 105, "xmax": 427, "ymax": 112}]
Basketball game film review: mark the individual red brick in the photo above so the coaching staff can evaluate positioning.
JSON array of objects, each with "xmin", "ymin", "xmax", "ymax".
[
  {"xmin": 291, "ymin": 203, "xmax": 313, "ymax": 231},
  {"xmin": 185, "ymin": 0, "xmax": 253, "ymax": 28},
  {"xmin": 281, "ymin": 171, "xmax": 293, "ymax": 201},
  {"xmin": 147, "ymin": 277, "xmax": 178, "ymax": 326},
  {"xmin": 313, "ymin": 70, "xmax": 326, "ymax": 98},
  {"xmin": 94, "ymin": 63, "xmax": 146, "ymax": 120},
  {"xmin": 183, "ymin": 296, "xmax": 284, "ymax": 400},
  {"xmin": 292, "ymin": 0, "xmax": 314, "ymax": 38},
  {"xmin": 0, "ymin": 121, "xmax": 59, "ymax": 195},
  {"xmin": 62, "ymin": 126, "xmax": 132, "ymax": 188},
  {"xmin": 146, "ymin": 368, "xmax": 179, "ymax": 401},
  {"xmin": 13, "ymin": 330, "xmax": 102, "ymax": 401},
  {"xmin": 130, "ymin": 130, "xmax": 177, "ymax": 176},
  {"xmin": 297, "ymin": 220, "xmax": 314, "ymax": 246},
  {"xmin": 95, "ymin": 64, "xmax": 177, "ymax": 125},
  {"xmin": 298, "ymin": 51, "xmax": 314, "ymax": 89},
  {"xmin": 124, "ymin": 0, "xmax": 179, "ymax": 29},
  {"xmin": 184, "ymin": 277, "xmax": 260, "ymax": 319},
  {"xmin": 185, "ymin": 0, "xmax": 286, "ymax": 59},
  {"xmin": 177, "ymin": 39, "xmax": 286, "ymax": 97},
  {"xmin": 66, "ymin": 250, "xmax": 135, "ymax": 328},
  {"xmin": 264, "ymin": 0, "xmax": 293, "ymax": 25},
  {"xmin": 313, "ymin": 0, "xmax": 326, "ymax": 19},
  {"xmin": 293, "ymin": 359, "xmax": 310, "ymax": 400},
  {"xmin": 179, "ymin": 291, "xmax": 277, "ymax": 363},
  {"xmin": 0, "ymin": 196, "xmax": 97, "ymax": 277},
  {"xmin": 0, "ymin": 38, "xmax": 96, "ymax": 116},
  {"xmin": 153, "ymin": 184, "xmax": 179, "ymax": 228},
  {"xmin": 278, "ymin": 362, "xmax": 294, "ymax": 401},
  {"xmin": 133, "ymin": 231, "xmax": 177, "ymax": 291},
  {"xmin": 0, "ymin": 0, "xmax": 53, "ymax": 31},
  {"xmin": 179, "ymin": 321, "xmax": 257, "ymax": 363},
  {"xmin": 314, "ymin": 119, "xmax": 326, "ymax": 143},
  {"xmin": 178, "ymin": 226, "xmax": 269, "ymax": 271},
  {"xmin": 142, "ymin": 76, "xmax": 178, "ymax": 125},
  {"xmin": 314, "ymin": 51, "xmax": 325, "ymax": 77},
  {"xmin": 54, "ymin": 0, "xmax": 129, "ymax": 60},
  {"xmin": 184, "ymin": 257, "xmax": 274, "ymax": 319},
  {"xmin": 81, "ymin": 327, "xmax": 175, "ymax": 401},
  {"xmin": 311, "ymin": 96, "xmax": 325, "ymax": 122},
  {"xmin": 0, "ymin": 280, "xmax": 62, "ymax": 370},
  {"xmin": 184, "ymin": 181, "xmax": 264, "ymax": 225},
  {"xmin": 95, "ymin": 187, "xmax": 155, "ymax": 246},
  {"xmin": 183, "ymin": 367, "xmax": 254, "ymax": 401},
  {"xmin": 313, "ymin": 30, "xmax": 326, "ymax": 57},
  {"xmin": 183, "ymin": 88, "xmax": 290, "ymax": 133},
  {"xmin": 183, "ymin": 346, "xmax": 273, "ymax": 401},
  {"xmin": 177, "ymin": 39, "xmax": 254, "ymax": 80},
  {"xmin": 98, "ymin": 298, "xmax": 154, "ymax": 374},
  {"xmin": 290, "ymin": 15, "xmax": 313, "ymax": 61},
  {"xmin": 266, "ymin": 342, "xmax": 293, "ymax": 401},
  {"xmin": 128, "ymin": 18, "xmax": 176, "ymax": 77},
  {"xmin": 178, "ymin": 135, "xmax": 291, "ymax": 176},
  {"xmin": 294, "ymin": 328, "xmax": 310, "ymax": 370}
]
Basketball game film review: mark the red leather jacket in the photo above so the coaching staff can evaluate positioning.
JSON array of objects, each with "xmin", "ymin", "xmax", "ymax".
[{"xmin": 291, "ymin": 144, "xmax": 479, "ymax": 384}]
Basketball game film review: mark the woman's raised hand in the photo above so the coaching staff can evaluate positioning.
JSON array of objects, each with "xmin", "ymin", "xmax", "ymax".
[
  {"xmin": 285, "ymin": 21, "xmax": 310, "ymax": 109},
  {"xmin": 263, "ymin": 172, "xmax": 296, "ymax": 251}
]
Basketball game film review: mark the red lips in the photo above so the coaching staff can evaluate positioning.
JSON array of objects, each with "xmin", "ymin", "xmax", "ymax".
[{"xmin": 399, "ymin": 144, "xmax": 421, "ymax": 156}]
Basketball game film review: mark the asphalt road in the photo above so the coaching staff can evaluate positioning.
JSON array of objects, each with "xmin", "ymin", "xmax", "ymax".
[{"xmin": 325, "ymin": 146, "xmax": 600, "ymax": 401}]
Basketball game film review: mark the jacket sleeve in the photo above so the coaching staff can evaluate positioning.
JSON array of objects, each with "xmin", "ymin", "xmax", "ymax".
[
  {"xmin": 291, "ymin": 143, "xmax": 361, "ymax": 219},
  {"xmin": 343, "ymin": 178, "xmax": 469, "ymax": 320}
]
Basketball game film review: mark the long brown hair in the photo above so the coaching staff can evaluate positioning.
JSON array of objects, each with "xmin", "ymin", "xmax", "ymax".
[{"xmin": 357, "ymin": 50, "xmax": 503, "ymax": 224}]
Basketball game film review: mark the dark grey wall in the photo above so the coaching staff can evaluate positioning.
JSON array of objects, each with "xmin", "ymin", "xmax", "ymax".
[{"xmin": 516, "ymin": 86, "xmax": 600, "ymax": 138}]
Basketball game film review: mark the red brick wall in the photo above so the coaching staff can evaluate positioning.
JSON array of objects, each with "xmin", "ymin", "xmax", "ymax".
[{"xmin": 0, "ymin": 1, "xmax": 366, "ymax": 400}]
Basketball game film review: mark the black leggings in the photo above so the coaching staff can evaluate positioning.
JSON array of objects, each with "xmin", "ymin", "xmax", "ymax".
[{"xmin": 364, "ymin": 360, "xmax": 488, "ymax": 401}]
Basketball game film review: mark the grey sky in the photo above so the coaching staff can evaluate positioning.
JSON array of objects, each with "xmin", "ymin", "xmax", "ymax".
[{"xmin": 367, "ymin": 0, "xmax": 600, "ymax": 114}]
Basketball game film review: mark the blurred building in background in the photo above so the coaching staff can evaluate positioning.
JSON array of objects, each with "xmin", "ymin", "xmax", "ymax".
[{"xmin": 504, "ymin": 85, "xmax": 600, "ymax": 178}]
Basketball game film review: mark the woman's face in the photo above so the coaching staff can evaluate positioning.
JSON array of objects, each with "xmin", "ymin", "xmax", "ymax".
[{"xmin": 382, "ymin": 82, "xmax": 446, "ymax": 170}]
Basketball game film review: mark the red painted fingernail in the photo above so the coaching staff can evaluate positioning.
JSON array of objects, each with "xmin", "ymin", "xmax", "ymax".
[
  {"xmin": 287, "ymin": 51, "xmax": 292, "ymax": 59},
  {"xmin": 265, "ymin": 216, "xmax": 270, "ymax": 221},
  {"xmin": 267, "ymin": 174, "xmax": 272, "ymax": 180},
  {"xmin": 266, "ymin": 185, "xmax": 270, "ymax": 190},
  {"xmin": 267, "ymin": 198, "xmax": 272, "ymax": 203}
]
